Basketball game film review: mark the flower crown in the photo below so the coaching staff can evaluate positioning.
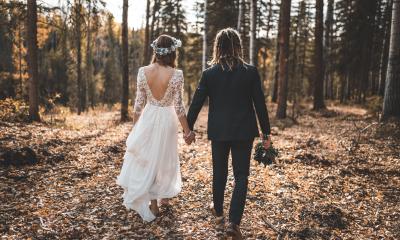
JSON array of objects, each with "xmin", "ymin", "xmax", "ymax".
[{"xmin": 150, "ymin": 37, "xmax": 182, "ymax": 56}]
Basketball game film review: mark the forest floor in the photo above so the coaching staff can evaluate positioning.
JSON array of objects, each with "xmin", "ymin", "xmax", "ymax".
[{"xmin": 1, "ymin": 103, "xmax": 399, "ymax": 239}]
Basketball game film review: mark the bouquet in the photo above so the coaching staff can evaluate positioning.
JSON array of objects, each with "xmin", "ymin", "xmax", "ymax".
[{"xmin": 253, "ymin": 135, "xmax": 278, "ymax": 166}]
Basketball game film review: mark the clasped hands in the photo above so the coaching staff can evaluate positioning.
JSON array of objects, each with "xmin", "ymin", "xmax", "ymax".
[
  {"xmin": 183, "ymin": 130, "xmax": 196, "ymax": 145},
  {"xmin": 183, "ymin": 131, "xmax": 270, "ymax": 146}
]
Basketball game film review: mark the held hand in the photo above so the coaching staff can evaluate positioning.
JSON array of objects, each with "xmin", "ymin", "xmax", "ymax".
[
  {"xmin": 184, "ymin": 131, "xmax": 196, "ymax": 145},
  {"xmin": 262, "ymin": 135, "xmax": 271, "ymax": 149}
]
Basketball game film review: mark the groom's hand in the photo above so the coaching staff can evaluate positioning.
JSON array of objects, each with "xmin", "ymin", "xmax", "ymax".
[
  {"xmin": 184, "ymin": 131, "xmax": 196, "ymax": 145},
  {"xmin": 263, "ymin": 135, "xmax": 271, "ymax": 149}
]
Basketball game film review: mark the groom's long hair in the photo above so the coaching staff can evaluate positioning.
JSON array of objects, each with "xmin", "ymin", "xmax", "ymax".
[{"xmin": 209, "ymin": 28, "xmax": 245, "ymax": 71}]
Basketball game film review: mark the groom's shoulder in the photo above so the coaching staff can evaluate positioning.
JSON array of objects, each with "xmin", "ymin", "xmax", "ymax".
[
  {"xmin": 204, "ymin": 64, "xmax": 219, "ymax": 74},
  {"xmin": 242, "ymin": 63, "xmax": 257, "ymax": 71},
  {"xmin": 200, "ymin": 65, "xmax": 219, "ymax": 79}
]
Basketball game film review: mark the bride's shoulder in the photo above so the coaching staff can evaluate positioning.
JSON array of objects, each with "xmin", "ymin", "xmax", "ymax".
[
  {"xmin": 175, "ymin": 68, "xmax": 184, "ymax": 76},
  {"xmin": 175, "ymin": 69, "xmax": 184, "ymax": 83},
  {"xmin": 136, "ymin": 67, "xmax": 147, "ymax": 82}
]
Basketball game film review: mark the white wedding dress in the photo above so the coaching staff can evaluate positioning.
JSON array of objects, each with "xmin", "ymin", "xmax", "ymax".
[{"xmin": 116, "ymin": 67, "xmax": 185, "ymax": 222}]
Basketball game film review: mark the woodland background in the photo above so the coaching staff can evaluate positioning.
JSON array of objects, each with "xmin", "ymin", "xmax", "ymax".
[
  {"xmin": 0, "ymin": 0, "xmax": 399, "ymax": 120},
  {"xmin": 0, "ymin": 0, "xmax": 399, "ymax": 239}
]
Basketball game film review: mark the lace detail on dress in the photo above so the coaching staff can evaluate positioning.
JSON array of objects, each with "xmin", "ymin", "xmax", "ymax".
[
  {"xmin": 133, "ymin": 68, "xmax": 147, "ymax": 114},
  {"xmin": 133, "ymin": 67, "xmax": 186, "ymax": 117},
  {"xmin": 173, "ymin": 71, "xmax": 186, "ymax": 117}
]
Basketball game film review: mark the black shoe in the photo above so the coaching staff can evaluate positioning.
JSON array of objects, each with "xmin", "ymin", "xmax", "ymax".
[
  {"xmin": 226, "ymin": 222, "xmax": 243, "ymax": 240},
  {"xmin": 209, "ymin": 203, "xmax": 225, "ymax": 236}
]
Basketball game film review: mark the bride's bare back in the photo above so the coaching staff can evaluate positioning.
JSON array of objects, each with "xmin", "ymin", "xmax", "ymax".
[{"xmin": 143, "ymin": 64, "xmax": 175, "ymax": 101}]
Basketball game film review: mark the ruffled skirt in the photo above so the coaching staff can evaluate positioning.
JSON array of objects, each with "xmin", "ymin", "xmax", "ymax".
[{"xmin": 116, "ymin": 104, "xmax": 182, "ymax": 222}]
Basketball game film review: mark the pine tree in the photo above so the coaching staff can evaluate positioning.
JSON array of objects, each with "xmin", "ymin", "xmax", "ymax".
[
  {"xmin": 272, "ymin": 1, "xmax": 282, "ymax": 103},
  {"xmin": 73, "ymin": 0, "xmax": 85, "ymax": 114},
  {"xmin": 324, "ymin": 0, "xmax": 334, "ymax": 99},
  {"xmin": 249, "ymin": 0, "xmax": 257, "ymax": 65},
  {"xmin": 85, "ymin": 0, "xmax": 92, "ymax": 108},
  {"xmin": 313, "ymin": 0, "xmax": 325, "ymax": 110},
  {"xmin": 276, "ymin": 0, "xmax": 291, "ymax": 119},
  {"xmin": 382, "ymin": 0, "xmax": 400, "ymax": 119},
  {"xmin": 203, "ymin": 0, "xmax": 208, "ymax": 71},
  {"xmin": 237, "ymin": 0, "xmax": 243, "ymax": 31},
  {"xmin": 143, "ymin": 0, "xmax": 151, "ymax": 65},
  {"xmin": 379, "ymin": 0, "xmax": 393, "ymax": 96},
  {"xmin": 0, "ymin": 3, "xmax": 15, "ymax": 99},
  {"xmin": 103, "ymin": 14, "xmax": 121, "ymax": 105},
  {"xmin": 26, "ymin": 0, "xmax": 40, "ymax": 121},
  {"xmin": 121, "ymin": 0, "xmax": 129, "ymax": 121}
]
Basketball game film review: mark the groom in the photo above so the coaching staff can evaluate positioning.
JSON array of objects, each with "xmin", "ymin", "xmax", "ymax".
[{"xmin": 185, "ymin": 28, "xmax": 271, "ymax": 239}]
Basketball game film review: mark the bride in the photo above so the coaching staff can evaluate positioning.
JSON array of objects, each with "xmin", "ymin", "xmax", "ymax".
[{"xmin": 116, "ymin": 35, "xmax": 194, "ymax": 222}]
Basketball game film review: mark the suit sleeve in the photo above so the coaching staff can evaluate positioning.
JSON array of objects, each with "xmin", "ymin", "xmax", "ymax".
[
  {"xmin": 252, "ymin": 67, "xmax": 271, "ymax": 135},
  {"xmin": 187, "ymin": 71, "xmax": 208, "ymax": 130}
]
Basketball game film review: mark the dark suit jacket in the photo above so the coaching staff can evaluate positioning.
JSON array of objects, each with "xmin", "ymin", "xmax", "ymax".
[{"xmin": 187, "ymin": 63, "xmax": 271, "ymax": 141}]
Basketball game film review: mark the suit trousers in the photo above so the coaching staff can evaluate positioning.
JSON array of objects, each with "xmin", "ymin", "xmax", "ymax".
[{"xmin": 211, "ymin": 139, "xmax": 254, "ymax": 225}]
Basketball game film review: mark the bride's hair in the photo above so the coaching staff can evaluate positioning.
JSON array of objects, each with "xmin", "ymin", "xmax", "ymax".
[
  {"xmin": 151, "ymin": 34, "xmax": 180, "ymax": 68},
  {"xmin": 209, "ymin": 28, "xmax": 245, "ymax": 71}
]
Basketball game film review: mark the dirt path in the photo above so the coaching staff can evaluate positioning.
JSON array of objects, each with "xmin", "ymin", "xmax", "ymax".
[{"xmin": 1, "ymin": 105, "xmax": 399, "ymax": 239}]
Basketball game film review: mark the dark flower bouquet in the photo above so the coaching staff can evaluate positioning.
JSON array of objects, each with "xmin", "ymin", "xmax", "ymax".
[{"xmin": 253, "ymin": 135, "xmax": 278, "ymax": 166}]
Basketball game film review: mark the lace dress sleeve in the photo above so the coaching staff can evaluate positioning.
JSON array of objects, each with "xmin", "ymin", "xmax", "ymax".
[
  {"xmin": 133, "ymin": 68, "xmax": 147, "ymax": 115},
  {"xmin": 174, "ymin": 70, "xmax": 186, "ymax": 117}
]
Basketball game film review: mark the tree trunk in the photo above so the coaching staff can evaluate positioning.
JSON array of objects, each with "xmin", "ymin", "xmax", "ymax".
[
  {"xmin": 262, "ymin": 0, "xmax": 273, "ymax": 94},
  {"xmin": 121, "ymin": 0, "xmax": 130, "ymax": 121},
  {"xmin": 379, "ymin": 0, "xmax": 393, "ymax": 96},
  {"xmin": 143, "ymin": 0, "xmax": 151, "ymax": 65},
  {"xmin": 237, "ymin": 0, "xmax": 242, "ymax": 31},
  {"xmin": 382, "ymin": 0, "xmax": 400, "ymax": 119},
  {"xmin": 290, "ymin": 3, "xmax": 300, "ymax": 103},
  {"xmin": 324, "ymin": 0, "xmax": 334, "ymax": 99},
  {"xmin": 272, "ymin": 5, "xmax": 282, "ymax": 103},
  {"xmin": 249, "ymin": 0, "xmax": 256, "ymax": 65},
  {"xmin": 85, "ymin": 0, "xmax": 92, "ymax": 108},
  {"xmin": 18, "ymin": 22, "xmax": 23, "ymax": 95},
  {"xmin": 26, "ymin": 0, "xmax": 40, "ymax": 121},
  {"xmin": 313, "ymin": 0, "xmax": 325, "ymax": 110},
  {"xmin": 276, "ymin": 0, "xmax": 291, "ymax": 119},
  {"xmin": 202, "ymin": 0, "xmax": 208, "ymax": 71},
  {"xmin": 150, "ymin": 0, "xmax": 157, "ymax": 42},
  {"xmin": 75, "ymin": 0, "xmax": 83, "ymax": 114}
]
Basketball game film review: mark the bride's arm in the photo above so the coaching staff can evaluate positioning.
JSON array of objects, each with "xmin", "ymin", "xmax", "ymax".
[
  {"xmin": 132, "ymin": 68, "xmax": 147, "ymax": 125},
  {"xmin": 178, "ymin": 115, "xmax": 191, "ymax": 136},
  {"xmin": 175, "ymin": 71, "xmax": 192, "ymax": 137}
]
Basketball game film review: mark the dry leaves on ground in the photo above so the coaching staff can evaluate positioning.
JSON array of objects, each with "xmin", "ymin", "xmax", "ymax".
[{"xmin": 0, "ymin": 104, "xmax": 399, "ymax": 239}]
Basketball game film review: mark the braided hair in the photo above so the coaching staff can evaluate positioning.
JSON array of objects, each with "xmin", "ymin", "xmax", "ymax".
[{"xmin": 209, "ymin": 28, "xmax": 245, "ymax": 71}]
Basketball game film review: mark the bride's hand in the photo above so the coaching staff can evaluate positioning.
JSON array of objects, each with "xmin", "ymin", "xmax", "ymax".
[{"xmin": 184, "ymin": 131, "xmax": 195, "ymax": 145}]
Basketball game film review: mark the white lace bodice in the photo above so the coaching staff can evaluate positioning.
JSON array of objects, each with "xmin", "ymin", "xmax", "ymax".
[{"xmin": 133, "ymin": 67, "xmax": 186, "ymax": 117}]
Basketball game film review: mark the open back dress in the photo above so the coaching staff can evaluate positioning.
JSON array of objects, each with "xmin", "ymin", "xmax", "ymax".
[{"xmin": 116, "ymin": 67, "xmax": 185, "ymax": 222}]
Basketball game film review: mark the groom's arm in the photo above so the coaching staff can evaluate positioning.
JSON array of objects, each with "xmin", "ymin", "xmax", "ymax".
[
  {"xmin": 252, "ymin": 67, "xmax": 271, "ymax": 135},
  {"xmin": 187, "ymin": 72, "xmax": 208, "ymax": 130}
]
